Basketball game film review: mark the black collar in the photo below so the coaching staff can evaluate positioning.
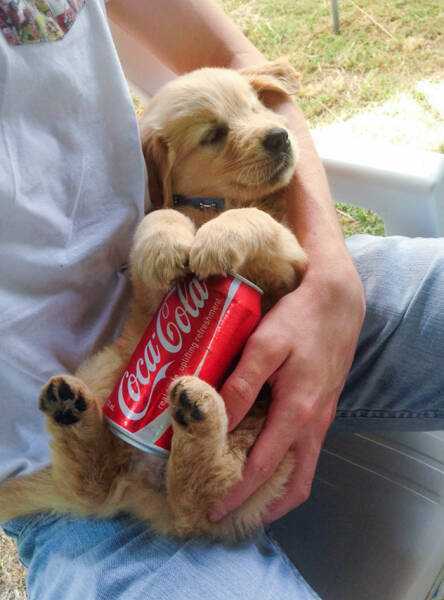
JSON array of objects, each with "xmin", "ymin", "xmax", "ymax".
[{"xmin": 173, "ymin": 194, "xmax": 225, "ymax": 212}]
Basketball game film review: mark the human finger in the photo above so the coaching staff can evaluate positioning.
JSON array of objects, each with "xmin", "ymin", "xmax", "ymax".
[
  {"xmin": 220, "ymin": 328, "xmax": 286, "ymax": 431},
  {"xmin": 210, "ymin": 389, "xmax": 297, "ymax": 521}
]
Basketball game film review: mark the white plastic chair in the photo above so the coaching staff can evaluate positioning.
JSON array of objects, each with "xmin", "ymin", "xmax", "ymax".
[{"xmin": 109, "ymin": 18, "xmax": 444, "ymax": 600}]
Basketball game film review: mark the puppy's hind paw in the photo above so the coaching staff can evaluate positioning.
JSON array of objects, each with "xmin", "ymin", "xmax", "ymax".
[
  {"xmin": 168, "ymin": 376, "xmax": 227, "ymax": 436},
  {"xmin": 39, "ymin": 375, "xmax": 89, "ymax": 426}
]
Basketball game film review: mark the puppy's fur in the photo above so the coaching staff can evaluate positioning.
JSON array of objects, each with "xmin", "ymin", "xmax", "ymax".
[{"xmin": 0, "ymin": 61, "xmax": 308, "ymax": 541}]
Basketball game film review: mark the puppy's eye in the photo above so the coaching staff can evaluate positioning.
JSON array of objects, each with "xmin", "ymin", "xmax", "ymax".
[{"xmin": 201, "ymin": 125, "xmax": 228, "ymax": 145}]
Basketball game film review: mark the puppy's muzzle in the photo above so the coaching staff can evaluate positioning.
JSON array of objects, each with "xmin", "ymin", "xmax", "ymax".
[{"xmin": 262, "ymin": 128, "xmax": 290, "ymax": 156}]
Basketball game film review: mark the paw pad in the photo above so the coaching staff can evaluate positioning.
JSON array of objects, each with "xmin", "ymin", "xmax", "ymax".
[
  {"xmin": 172, "ymin": 389, "xmax": 204, "ymax": 427},
  {"xmin": 39, "ymin": 378, "xmax": 87, "ymax": 426}
]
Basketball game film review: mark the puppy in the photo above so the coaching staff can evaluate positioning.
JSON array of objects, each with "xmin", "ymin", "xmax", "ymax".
[{"xmin": 0, "ymin": 61, "xmax": 307, "ymax": 541}]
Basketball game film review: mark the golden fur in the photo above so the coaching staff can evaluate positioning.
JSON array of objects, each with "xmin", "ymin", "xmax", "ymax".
[{"xmin": 0, "ymin": 61, "xmax": 307, "ymax": 541}]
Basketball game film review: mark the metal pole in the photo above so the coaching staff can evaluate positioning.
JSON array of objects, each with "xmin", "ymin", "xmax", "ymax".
[{"xmin": 330, "ymin": 0, "xmax": 340, "ymax": 34}]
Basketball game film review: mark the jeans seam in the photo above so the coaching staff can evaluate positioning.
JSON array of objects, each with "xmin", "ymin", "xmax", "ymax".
[
  {"xmin": 15, "ymin": 511, "xmax": 56, "ymax": 542},
  {"xmin": 265, "ymin": 531, "xmax": 320, "ymax": 598},
  {"xmin": 336, "ymin": 408, "xmax": 444, "ymax": 419}
]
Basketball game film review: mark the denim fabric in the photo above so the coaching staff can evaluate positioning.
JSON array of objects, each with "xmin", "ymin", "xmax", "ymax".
[
  {"xmin": 3, "ymin": 235, "xmax": 444, "ymax": 599},
  {"xmin": 1, "ymin": 513, "xmax": 319, "ymax": 599},
  {"xmin": 335, "ymin": 235, "xmax": 444, "ymax": 433}
]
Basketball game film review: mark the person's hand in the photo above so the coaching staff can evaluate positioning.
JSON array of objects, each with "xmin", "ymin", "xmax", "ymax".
[{"xmin": 209, "ymin": 258, "xmax": 365, "ymax": 525}]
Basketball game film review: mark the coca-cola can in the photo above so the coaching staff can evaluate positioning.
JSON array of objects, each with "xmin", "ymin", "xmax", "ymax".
[{"xmin": 103, "ymin": 272, "xmax": 262, "ymax": 457}]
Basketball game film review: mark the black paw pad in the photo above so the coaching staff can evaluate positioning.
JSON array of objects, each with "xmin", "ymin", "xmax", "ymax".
[
  {"xmin": 40, "ymin": 378, "xmax": 88, "ymax": 426},
  {"xmin": 190, "ymin": 406, "xmax": 204, "ymax": 421},
  {"xmin": 75, "ymin": 395, "xmax": 87, "ymax": 412},
  {"xmin": 54, "ymin": 409, "xmax": 78, "ymax": 425},
  {"xmin": 172, "ymin": 389, "xmax": 205, "ymax": 428},
  {"xmin": 46, "ymin": 383, "xmax": 58, "ymax": 404},
  {"xmin": 174, "ymin": 408, "xmax": 188, "ymax": 426},
  {"xmin": 58, "ymin": 381, "xmax": 74, "ymax": 401},
  {"xmin": 179, "ymin": 391, "xmax": 192, "ymax": 409}
]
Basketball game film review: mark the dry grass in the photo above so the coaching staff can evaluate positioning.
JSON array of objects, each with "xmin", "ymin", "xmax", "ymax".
[
  {"xmin": 0, "ymin": 534, "xmax": 26, "ymax": 600},
  {"xmin": 221, "ymin": 0, "xmax": 443, "ymax": 236},
  {"xmin": 314, "ymin": 81, "xmax": 444, "ymax": 151},
  {"xmin": 221, "ymin": 0, "xmax": 444, "ymax": 127}
]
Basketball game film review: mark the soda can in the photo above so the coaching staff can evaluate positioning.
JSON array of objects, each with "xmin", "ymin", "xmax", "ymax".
[{"xmin": 103, "ymin": 273, "xmax": 262, "ymax": 457}]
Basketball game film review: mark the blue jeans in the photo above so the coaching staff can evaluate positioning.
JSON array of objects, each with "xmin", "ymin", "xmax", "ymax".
[
  {"xmin": 1, "ymin": 514, "xmax": 318, "ymax": 600},
  {"xmin": 3, "ymin": 235, "xmax": 444, "ymax": 599}
]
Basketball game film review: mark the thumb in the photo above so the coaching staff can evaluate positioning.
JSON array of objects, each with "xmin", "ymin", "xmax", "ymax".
[{"xmin": 220, "ymin": 334, "xmax": 283, "ymax": 431}]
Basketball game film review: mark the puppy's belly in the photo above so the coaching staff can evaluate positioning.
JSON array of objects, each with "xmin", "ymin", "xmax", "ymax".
[{"xmin": 132, "ymin": 450, "xmax": 168, "ymax": 492}]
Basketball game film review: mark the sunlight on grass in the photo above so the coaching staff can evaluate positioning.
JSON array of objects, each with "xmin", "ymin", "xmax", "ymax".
[
  {"xmin": 221, "ymin": 0, "xmax": 443, "ymax": 237},
  {"xmin": 222, "ymin": 0, "xmax": 443, "ymax": 126},
  {"xmin": 336, "ymin": 203, "xmax": 385, "ymax": 237}
]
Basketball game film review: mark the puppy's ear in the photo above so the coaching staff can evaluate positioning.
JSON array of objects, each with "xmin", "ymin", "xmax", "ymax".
[
  {"xmin": 140, "ymin": 123, "xmax": 175, "ymax": 210},
  {"xmin": 240, "ymin": 58, "xmax": 301, "ymax": 98}
]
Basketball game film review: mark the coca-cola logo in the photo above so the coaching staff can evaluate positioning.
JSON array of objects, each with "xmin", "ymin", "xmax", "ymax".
[{"xmin": 118, "ymin": 277, "xmax": 209, "ymax": 421}]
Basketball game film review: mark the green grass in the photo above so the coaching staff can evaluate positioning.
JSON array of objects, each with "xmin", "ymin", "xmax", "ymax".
[
  {"xmin": 336, "ymin": 203, "xmax": 385, "ymax": 237},
  {"xmin": 220, "ymin": 0, "xmax": 444, "ymax": 236},
  {"xmin": 222, "ymin": 0, "xmax": 443, "ymax": 125}
]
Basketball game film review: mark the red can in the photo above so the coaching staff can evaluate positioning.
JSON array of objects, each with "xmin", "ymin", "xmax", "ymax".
[{"xmin": 103, "ymin": 273, "xmax": 262, "ymax": 457}]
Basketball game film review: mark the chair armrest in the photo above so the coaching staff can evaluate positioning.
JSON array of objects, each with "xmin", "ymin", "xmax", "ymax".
[{"xmin": 314, "ymin": 132, "xmax": 444, "ymax": 237}]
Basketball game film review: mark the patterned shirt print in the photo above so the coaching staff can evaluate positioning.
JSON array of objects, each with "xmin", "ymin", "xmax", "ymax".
[{"xmin": 0, "ymin": 0, "xmax": 85, "ymax": 44}]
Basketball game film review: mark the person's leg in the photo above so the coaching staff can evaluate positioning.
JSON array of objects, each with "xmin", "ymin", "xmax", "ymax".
[
  {"xmin": 1, "ymin": 512, "xmax": 320, "ymax": 600},
  {"xmin": 271, "ymin": 235, "xmax": 444, "ymax": 600},
  {"xmin": 334, "ymin": 234, "xmax": 444, "ymax": 432}
]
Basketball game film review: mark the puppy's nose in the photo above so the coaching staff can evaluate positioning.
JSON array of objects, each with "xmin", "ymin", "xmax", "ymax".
[{"xmin": 262, "ymin": 128, "xmax": 290, "ymax": 154}]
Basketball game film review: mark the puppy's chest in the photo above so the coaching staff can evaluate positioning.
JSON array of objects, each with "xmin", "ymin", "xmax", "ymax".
[{"xmin": 252, "ymin": 195, "xmax": 289, "ymax": 224}]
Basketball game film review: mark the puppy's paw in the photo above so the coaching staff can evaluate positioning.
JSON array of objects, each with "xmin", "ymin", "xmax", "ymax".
[
  {"xmin": 39, "ymin": 375, "xmax": 90, "ymax": 426},
  {"xmin": 135, "ymin": 240, "xmax": 192, "ymax": 289},
  {"xmin": 168, "ymin": 376, "xmax": 227, "ymax": 436},
  {"xmin": 189, "ymin": 208, "xmax": 278, "ymax": 278},
  {"xmin": 131, "ymin": 210, "xmax": 195, "ymax": 290},
  {"xmin": 189, "ymin": 228, "xmax": 243, "ymax": 278}
]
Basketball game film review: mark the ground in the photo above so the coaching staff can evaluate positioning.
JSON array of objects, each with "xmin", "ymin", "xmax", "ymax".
[
  {"xmin": 0, "ymin": 535, "xmax": 26, "ymax": 600},
  {"xmin": 1, "ymin": 0, "xmax": 443, "ymax": 597}
]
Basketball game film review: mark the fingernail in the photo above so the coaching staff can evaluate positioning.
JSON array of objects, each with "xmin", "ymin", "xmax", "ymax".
[{"xmin": 209, "ymin": 510, "xmax": 227, "ymax": 523}]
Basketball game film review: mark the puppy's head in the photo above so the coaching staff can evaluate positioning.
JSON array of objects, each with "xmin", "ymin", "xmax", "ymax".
[{"xmin": 140, "ymin": 60, "xmax": 300, "ymax": 208}]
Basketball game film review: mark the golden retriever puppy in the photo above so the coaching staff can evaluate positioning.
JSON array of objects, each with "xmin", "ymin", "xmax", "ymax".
[{"xmin": 0, "ymin": 61, "xmax": 307, "ymax": 541}]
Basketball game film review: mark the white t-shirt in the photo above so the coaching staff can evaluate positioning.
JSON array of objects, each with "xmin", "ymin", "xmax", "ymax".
[{"xmin": 0, "ymin": 0, "xmax": 146, "ymax": 481}]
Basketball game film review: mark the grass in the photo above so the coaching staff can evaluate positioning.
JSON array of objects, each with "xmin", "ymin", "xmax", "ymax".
[
  {"xmin": 1, "ymin": 1, "xmax": 443, "ymax": 596},
  {"xmin": 221, "ymin": 0, "xmax": 443, "ymax": 126},
  {"xmin": 221, "ymin": 0, "xmax": 444, "ymax": 236},
  {"xmin": 336, "ymin": 203, "xmax": 385, "ymax": 238},
  {"xmin": 0, "ymin": 534, "xmax": 26, "ymax": 600}
]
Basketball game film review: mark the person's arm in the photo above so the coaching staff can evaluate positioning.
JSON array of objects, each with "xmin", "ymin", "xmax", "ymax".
[{"xmin": 108, "ymin": 0, "xmax": 366, "ymax": 523}]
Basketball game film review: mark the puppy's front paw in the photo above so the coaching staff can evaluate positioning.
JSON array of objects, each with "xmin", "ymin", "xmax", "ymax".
[
  {"xmin": 189, "ymin": 208, "xmax": 277, "ymax": 279},
  {"xmin": 135, "ymin": 240, "xmax": 192, "ymax": 289},
  {"xmin": 189, "ymin": 227, "xmax": 243, "ymax": 278},
  {"xmin": 131, "ymin": 210, "xmax": 195, "ymax": 290},
  {"xmin": 39, "ymin": 375, "xmax": 89, "ymax": 426}
]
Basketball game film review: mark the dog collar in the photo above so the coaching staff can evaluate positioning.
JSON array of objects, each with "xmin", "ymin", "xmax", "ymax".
[{"xmin": 173, "ymin": 195, "xmax": 225, "ymax": 212}]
